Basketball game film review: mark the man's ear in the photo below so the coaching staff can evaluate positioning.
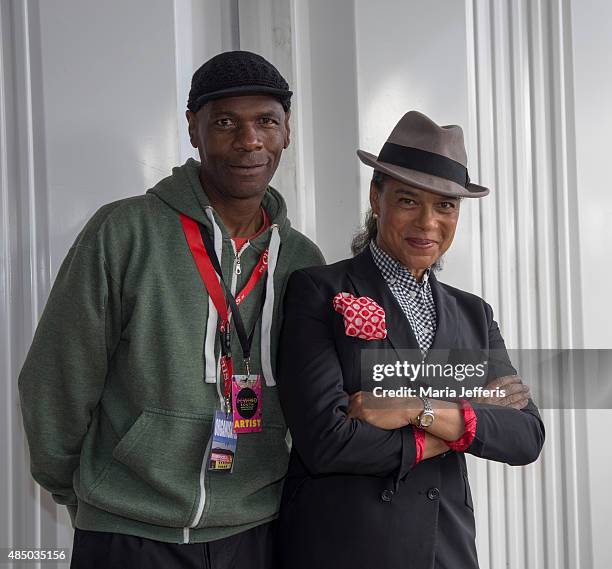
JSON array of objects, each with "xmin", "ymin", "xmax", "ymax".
[
  {"xmin": 283, "ymin": 110, "xmax": 291, "ymax": 149},
  {"xmin": 186, "ymin": 110, "xmax": 198, "ymax": 148}
]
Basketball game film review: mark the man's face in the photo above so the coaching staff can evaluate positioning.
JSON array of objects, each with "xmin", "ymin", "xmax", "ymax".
[
  {"xmin": 186, "ymin": 95, "xmax": 290, "ymax": 199},
  {"xmin": 370, "ymin": 177, "xmax": 460, "ymax": 278}
]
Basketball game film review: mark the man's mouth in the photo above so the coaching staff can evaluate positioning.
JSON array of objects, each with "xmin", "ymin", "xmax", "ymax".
[{"xmin": 228, "ymin": 163, "xmax": 268, "ymax": 175}]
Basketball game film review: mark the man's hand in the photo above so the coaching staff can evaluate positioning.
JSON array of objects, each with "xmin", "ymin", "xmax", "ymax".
[
  {"xmin": 347, "ymin": 391, "xmax": 421, "ymax": 430},
  {"xmin": 471, "ymin": 375, "xmax": 531, "ymax": 409}
]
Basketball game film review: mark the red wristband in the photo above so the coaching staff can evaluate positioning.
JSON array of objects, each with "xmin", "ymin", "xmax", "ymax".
[
  {"xmin": 412, "ymin": 425, "xmax": 425, "ymax": 465},
  {"xmin": 445, "ymin": 399, "xmax": 477, "ymax": 452}
]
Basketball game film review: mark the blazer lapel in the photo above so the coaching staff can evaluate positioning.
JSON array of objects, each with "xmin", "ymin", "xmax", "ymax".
[
  {"xmin": 345, "ymin": 249, "xmax": 460, "ymax": 365},
  {"xmin": 346, "ymin": 248, "xmax": 420, "ymax": 358},
  {"xmin": 425, "ymin": 272, "xmax": 458, "ymax": 365}
]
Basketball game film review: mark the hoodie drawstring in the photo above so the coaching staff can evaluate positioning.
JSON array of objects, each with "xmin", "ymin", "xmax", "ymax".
[
  {"xmin": 203, "ymin": 208, "xmax": 223, "ymax": 386},
  {"xmin": 202, "ymin": 210, "xmax": 281, "ymax": 391},
  {"xmin": 261, "ymin": 225, "xmax": 281, "ymax": 387}
]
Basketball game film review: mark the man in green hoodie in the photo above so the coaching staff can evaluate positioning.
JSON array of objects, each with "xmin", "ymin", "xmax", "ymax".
[{"xmin": 18, "ymin": 51, "xmax": 324, "ymax": 568}]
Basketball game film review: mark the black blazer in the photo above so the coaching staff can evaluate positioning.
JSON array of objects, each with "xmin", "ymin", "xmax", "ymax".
[{"xmin": 277, "ymin": 248, "xmax": 545, "ymax": 569}]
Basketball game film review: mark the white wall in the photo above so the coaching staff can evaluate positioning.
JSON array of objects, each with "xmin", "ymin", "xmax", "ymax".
[
  {"xmin": 571, "ymin": 1, "xmax": 612, "ymax": 567},
  {"xmin": 571, "ymin": 0, "xmax": 612, "ymax": 350},
  {"xmin": 39, "ymin": 0, "xmax": 181, "ymax": 268}
]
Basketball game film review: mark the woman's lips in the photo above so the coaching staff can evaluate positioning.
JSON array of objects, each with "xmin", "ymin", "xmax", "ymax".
[{"xmin": 406, "ymin": 238, "xmax": 436, "ymax": 249}]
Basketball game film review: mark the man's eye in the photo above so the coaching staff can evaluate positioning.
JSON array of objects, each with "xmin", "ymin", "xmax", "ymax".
[
  {"xmin": 260, "ymin": 117, "xmax": 279, "ymax": 125},
  {"xmin": 215, "ymin": 118, "xmax": 234, "ymax": 127}
]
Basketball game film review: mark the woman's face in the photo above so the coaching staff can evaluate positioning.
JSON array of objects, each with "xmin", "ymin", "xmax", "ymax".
[{"xmin": 370, "ymin": 176, "xmax": 460, "ymax": 280}]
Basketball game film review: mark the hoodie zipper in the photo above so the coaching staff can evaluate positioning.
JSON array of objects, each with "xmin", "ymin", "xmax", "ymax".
[
  {"xmin": 183, "ymin": 238, "xmax": 251, "ymax": 543},
  {"xmin": 231, "ymin": 240, "xmax": 250, "ymax": 285}
]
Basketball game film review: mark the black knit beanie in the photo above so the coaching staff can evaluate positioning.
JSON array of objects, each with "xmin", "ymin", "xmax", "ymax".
[{"xmin": 187, "ymin": 50, "xmax": 292, "ymax": 113}]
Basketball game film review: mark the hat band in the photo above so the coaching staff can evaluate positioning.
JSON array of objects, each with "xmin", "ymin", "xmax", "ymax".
[{"xmin": 377, "ymin": 143, "xmax": 471, "ymax": 188}]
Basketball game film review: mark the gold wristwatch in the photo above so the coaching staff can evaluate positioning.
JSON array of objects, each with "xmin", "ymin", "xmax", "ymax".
[{"xmin": 416, "ymin": 396, "xmax": 435, "ymax": 428}]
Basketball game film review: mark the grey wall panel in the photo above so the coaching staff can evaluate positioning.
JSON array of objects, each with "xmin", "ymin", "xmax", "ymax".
[
  {"xmin": 304, "ymin": 0, "xmax": 362, "ymax": 263},
  {"xmin": 2, "ymin": 0, "xmax": 195, "ymax": 564},
  {"xmin": 465, "ymin": 0, "xmax": 593, "ymax": 567},
  {"xmin": 571, "ymin": 0, "xmax": 612, "ymax": 567}
]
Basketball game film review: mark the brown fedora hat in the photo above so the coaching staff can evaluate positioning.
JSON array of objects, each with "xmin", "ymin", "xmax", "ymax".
[{"xmin": 357, "ymin": 111, "xmax": 489, "ymax": 198}]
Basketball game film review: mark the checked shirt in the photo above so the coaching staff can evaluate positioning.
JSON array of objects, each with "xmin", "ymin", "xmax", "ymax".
[{"xmin": 369, "ymin": 240, "xmax": 437, "ymax": 354}]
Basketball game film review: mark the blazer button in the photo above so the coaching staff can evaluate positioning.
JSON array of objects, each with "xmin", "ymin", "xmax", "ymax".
[
  {"xmin": 381, "ymin": 489, "xmax": 394, "ymax": 502},
  {"xmin": 427, "ymin": 487, "xmax": 440, "ymax": 501}
]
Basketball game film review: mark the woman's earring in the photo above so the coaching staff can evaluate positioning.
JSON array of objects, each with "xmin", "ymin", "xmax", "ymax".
[{"xmin": 373, "ymin": 213, "xmax": 379, "ymax": 219}]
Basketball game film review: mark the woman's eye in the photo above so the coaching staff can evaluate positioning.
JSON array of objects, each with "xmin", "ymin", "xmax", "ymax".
[
  {"xmin": 399, "ymin": 198, "xmax": 416, "ymax": 205},
  {"xmin": 438, "ymin": 201, "xmax": 456, "ymax": 209}
]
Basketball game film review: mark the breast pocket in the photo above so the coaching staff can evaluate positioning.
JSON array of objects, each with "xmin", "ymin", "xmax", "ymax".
[{"xmin": 335, "ymin": 330, "xmax": 390, "ymax": 394}]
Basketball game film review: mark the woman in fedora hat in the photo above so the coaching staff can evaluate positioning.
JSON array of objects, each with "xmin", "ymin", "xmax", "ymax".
[{"xmin": 276, "ymin": 111, "xmax": 545, "ymax": 569}]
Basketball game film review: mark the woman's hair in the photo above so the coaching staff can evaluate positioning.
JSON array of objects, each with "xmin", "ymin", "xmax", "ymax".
[{"xmin": 350, "ymin": 171, "xmax": 386, "ymax": 256}]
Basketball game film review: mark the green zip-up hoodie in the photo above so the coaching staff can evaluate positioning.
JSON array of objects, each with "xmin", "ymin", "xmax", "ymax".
[{"xmin": 18, "ymin": 158, "xmax": 324, "ymax": 543}]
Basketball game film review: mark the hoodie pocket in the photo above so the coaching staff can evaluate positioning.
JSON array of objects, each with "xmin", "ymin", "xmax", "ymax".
[
  {"xmin": 199, "ymin": 422, "xmax": 290, "ymax": 528},
  {"xmin": 85, "ymin": 407, "xmax": 212, "ymax": 528}
]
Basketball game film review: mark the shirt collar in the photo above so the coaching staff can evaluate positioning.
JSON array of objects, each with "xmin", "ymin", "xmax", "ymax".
[{"xmin": 369, "ymin": 240, "xmax": 431, "ymax": 289}]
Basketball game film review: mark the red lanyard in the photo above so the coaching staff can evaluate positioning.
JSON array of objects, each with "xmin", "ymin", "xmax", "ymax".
[{"xmin": 180, "ymin": 214, "xmax": 268, "ymax": 407}]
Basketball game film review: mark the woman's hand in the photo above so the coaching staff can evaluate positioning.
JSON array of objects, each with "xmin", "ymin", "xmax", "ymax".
[
  {"xmin": 422, "ymin": 431, "xmax": 450, "ymax": 460},
  {"xmin": 471, "ymin": 375, "xmax": 531, "ymax": 409},
  {"xmin": 347, "ymin": 393, "xmax": 451, "ymax": 460},
  {"xmin": 347, "ymin": 391, "xmax": 421, "ymax": 430}
]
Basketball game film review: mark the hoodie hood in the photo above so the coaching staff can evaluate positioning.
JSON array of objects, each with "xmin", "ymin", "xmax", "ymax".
[{"xmin": 147, "ymin": 158, "xmax": 291, "ymax": 243}]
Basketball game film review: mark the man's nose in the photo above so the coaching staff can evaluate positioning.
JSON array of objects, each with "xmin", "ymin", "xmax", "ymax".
[{"xmin": 234, "ymin": 122, "xmax": 263, "ymax": 151}]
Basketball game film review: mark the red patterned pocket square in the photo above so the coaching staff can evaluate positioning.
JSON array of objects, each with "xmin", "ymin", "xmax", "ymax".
[{"xmin": 333, "ymin": 292, "xmax": 387, "ymax": 341}]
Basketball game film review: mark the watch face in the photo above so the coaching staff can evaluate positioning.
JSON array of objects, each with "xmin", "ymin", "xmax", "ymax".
[{"xmin": 421, "ymin": 413, "xmax": 434, "ymax": 427}]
